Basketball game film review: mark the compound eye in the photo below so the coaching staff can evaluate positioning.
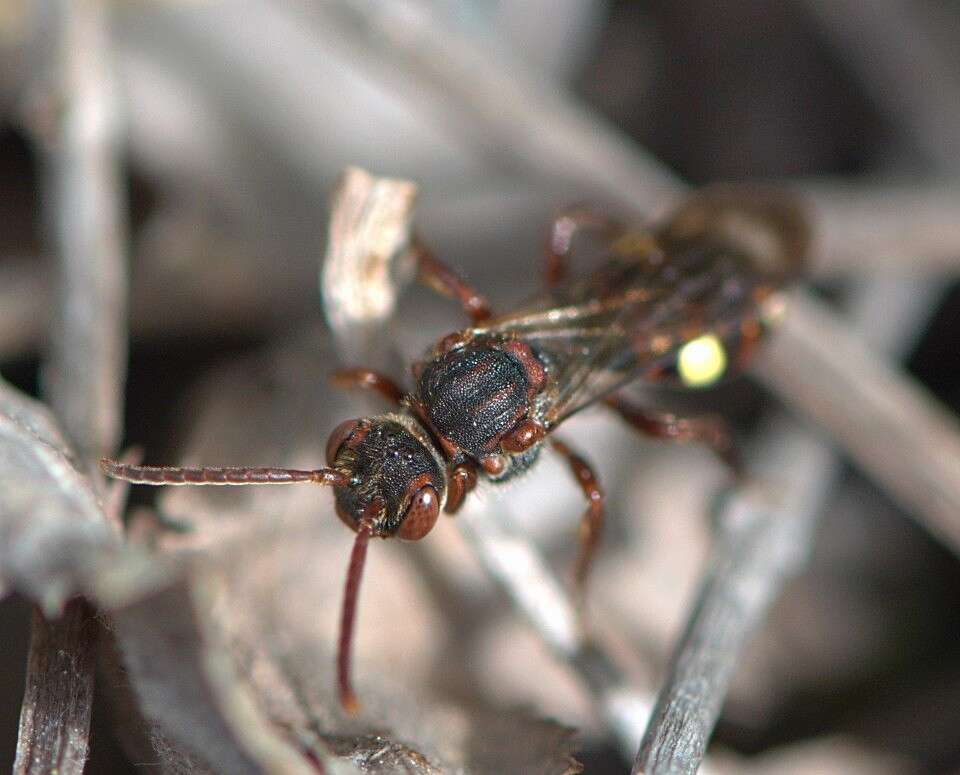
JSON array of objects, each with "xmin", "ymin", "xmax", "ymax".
[
  {"xmin": 396, "ymin": 486, "xmax": 440, "ymax": 541},
  {"xmin": 326, "ymin": 419, "xmax": 361, "ymax": 465}
]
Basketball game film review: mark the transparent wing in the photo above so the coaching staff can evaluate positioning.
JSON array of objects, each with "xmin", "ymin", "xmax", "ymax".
[{"xmin": 480, "ymin": 186, "xmax": 808, "ymax": 427}]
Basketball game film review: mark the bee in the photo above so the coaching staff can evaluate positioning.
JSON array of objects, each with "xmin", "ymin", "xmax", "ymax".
[{"xmin": 102, "ymin": 186, "xmax": 808, "ymax": 712}]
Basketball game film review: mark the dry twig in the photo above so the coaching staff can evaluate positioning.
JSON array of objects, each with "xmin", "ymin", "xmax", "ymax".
[{"xmin": 14, "ymin": 1, "xmax": 128, "ymax": 772}]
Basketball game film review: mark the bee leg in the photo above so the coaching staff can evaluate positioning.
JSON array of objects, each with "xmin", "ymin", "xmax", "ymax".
[
  {"xmin": 444, "ymin": 462, "xmax": 479, "ymax": 514},
  {"xmin": 605, "ymin": 393, "xmax": 743, "ymax": 479},
  {"xmin": 411, "ymin": 235, "xmax": 492, "ymax": 324},
  {"xmin": 550, "ymin": 438, "xmax": 605, "ymax": 604},
  {"xmin": 544, "ymin": 205, "xmax": 625, "ymax": 288},
  {"xmin": 329, "ymin": 368, "xmax": 405, "ymax": 406}
]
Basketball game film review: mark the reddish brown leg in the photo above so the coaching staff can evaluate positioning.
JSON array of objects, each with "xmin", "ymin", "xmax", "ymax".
[
  {"xmin": 605, "ymin": 393, "xmax": 742, "ymax": 477},
  {"xmin": 444, "ymin": 462, "xmax": 478, "ymax": 514},
  {"xmin": 330, "ymin": 368, "xmax": 405, "ymax": 406},
  {"xmin": 545, "ymin": 205, "xmax": 625, "ymax": 288},
  {"xmin": 411, "ymin": 236, "xmax": 492, "ymax": 324},
  {"xmin": 550, "ymin": 438, "xmax": 604, "ymax": 599}
]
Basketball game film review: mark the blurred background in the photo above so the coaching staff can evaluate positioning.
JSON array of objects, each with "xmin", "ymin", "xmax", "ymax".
[{"xmin": 1, "ymin": 1, "xmax": 960, "ymax": 773}]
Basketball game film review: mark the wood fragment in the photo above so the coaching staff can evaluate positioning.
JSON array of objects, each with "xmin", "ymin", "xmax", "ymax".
[
  {"xmin": 14, "ymin": 601, "xmax": 99, "ymax": 775},
  {"xmin": 321, "ymin": 166, "xmax": 418, "ymax": 365}
]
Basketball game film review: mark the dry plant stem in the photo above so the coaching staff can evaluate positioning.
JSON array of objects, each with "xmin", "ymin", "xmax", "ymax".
[
  {"xmin": 802, "ymin": 182, "xmax": 960, "ymax": 276},
  {"xmin": 14, "ymin": 603, "xmax": 99, "ymax": 775},
  {"xmin": 39, "ymin": 0, "xmax": 128, "ymax": 463},
  {"xmin": 322, "ymin": 167, "xmax": 418, "ymax": 366},
  {"xmin": 321, "ymin": 1, "xmax": 680, "ymax": 212},
  {"xmin": 15, "ymin": 1, "xmax": 128, "ymax": 773},
  {"xmin": 5, "ymin": 183, "xmax": 960, "ymax": 362},
  {"xmin": 633, "ymin": 432, "xmax": 835, "ymax": 775}
]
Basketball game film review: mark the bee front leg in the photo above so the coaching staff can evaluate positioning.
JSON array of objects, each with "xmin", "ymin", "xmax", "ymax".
[
  {"xmin": 550, "ymin": 438, "xmax": 605, "ymax": 603},
  {"xmin": 410, "ymin": 235, "xmax": 492, "ymax": 324},
  {"xmin": 329, "ymin": 368, "xmax": 406, "ymax": 406}
]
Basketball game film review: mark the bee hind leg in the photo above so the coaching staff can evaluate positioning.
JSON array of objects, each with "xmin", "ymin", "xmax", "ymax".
[{"xmin": 604, "ymin": 393, "xmax": 743, "ymax": 479}]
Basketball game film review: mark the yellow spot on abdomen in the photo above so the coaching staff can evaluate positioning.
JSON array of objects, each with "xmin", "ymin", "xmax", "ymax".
[{"xmin": 678, "ymin": 334, "xmax": 727, "ymax": 388}]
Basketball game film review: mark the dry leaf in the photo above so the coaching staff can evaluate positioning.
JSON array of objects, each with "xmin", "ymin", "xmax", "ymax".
[{"xmin": 0, "ymin": 376, "xmax": 118, "ymax": 612}]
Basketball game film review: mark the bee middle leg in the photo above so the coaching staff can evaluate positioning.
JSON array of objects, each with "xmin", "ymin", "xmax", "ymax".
[{"xmin": 550, "ymin": 437, "xmax": 605, "ymax": 603}]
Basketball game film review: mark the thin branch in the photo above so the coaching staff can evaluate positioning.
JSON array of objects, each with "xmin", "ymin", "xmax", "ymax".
[
  {"xmin": 4, "ymin": 178, "xmax": 959, "ymax": 361},
  {"xmin": 321, "ymin": 167, "xmax": 418, "ymax": 367},
  {"xmin": 319, "ymin": 0, "xmax": 680, "ymax": 212},
  {"xmin": 634, "ymin": 431, "xmax": 831, "ymax": 775},
  {"xmin": 802, "ymin": 181, "xmax": 960, "ymax": 276},
  {"xmin": 15, "ymin": 0, "xmax": 128, "ymax": 772},
  {"xmin": 38, "ymin": 0, "xmax": 127, "ymax": 463},
  {"xmin": 14, "ymin": 602, "xmax": 100, "ymax": 775}
]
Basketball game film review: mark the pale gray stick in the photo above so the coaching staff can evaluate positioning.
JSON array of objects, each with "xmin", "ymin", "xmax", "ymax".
[
  {"xmin": 759, "ymin": 288, "xmax": 960, "ymax": 551},
  {"xmin": 802, "ymin": 181, "xmax": 960, "ymax": 276},
  {"xmin": 3, "ymin": 179, "xmax": 960, "ymax": 361},
  {"xmin": 321, "ymin": 167, "xmax": 418, "ymax": 368},
  {"xmin": 14, "ymin": 1, "xmax": 128, "ymax": 773},
  {"xmin": 39, "ymin": 0, "xmax": 127, "ymax": 463},
  {"xmin": 314, "ymin": 0, "xmax": 683, "ymax": 212}
]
